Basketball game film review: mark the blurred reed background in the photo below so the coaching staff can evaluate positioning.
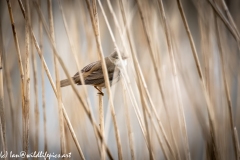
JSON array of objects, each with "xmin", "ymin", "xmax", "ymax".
[{"xmin": 0, "ymin": 0, "xmax": 240, "ymax": 159}]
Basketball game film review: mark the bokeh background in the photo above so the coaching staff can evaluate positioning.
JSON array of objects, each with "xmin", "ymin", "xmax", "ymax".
[{"xmin": 0, "ymin": 0, "xmax": 240, "ymax": 159}]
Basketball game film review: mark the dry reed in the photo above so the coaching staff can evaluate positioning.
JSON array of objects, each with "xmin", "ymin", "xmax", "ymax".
[
  {"xmin": 1, "ymin": 0, "xmax": 240, "ymax": 159},
  {"xmin": 0, "ymin": 16, "xmax": 7, "ymax": 160}
]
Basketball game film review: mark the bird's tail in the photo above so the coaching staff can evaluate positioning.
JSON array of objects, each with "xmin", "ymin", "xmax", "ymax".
[{"xmin": 60, "ymin": 79, "xmax": 71, "ymax": 87}]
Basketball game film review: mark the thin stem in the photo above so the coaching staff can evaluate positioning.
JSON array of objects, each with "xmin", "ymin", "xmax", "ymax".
[
  {"xmin": 122, "ymin": 82, "xmax": 135, "ymax": 160},
  {"xmin": 117, "ymin": 0, "xmax": 175, "ymax": 157},
  {"xmin": 138, "ymin": 78, "xmax": 154, "ymax": 159},
  {"xmin": 19, "ymin": 0, "xmax": 85, "ymax": 158},
  {"xmin": 19, "ymin": 1, "xmax": 113, "ymax": 159},
  {"xmin": 24, "ymin": 0, "xmax": 31, "ymax": 155},
  {"xmin": 207, "ymin": 0, "xmax": 240, "ymax": 43},
  {"xmin": 37, "ymin": 0, "xmax": 46, "ymax": 153},
  {"xmin": 0, "ymin": 15, "xmax": 7, "ymax": 160},
  {"xmin": 98, "ymin": 87, "xmax": 105, "ymax": 160},
  {"xmin": 47, "ymin": 0, "xmax": 66, "ymax": 156},
  {"xmin": 176, "ymin": 0, "xmax": 219, "ymax": 158},
  {"xmin": 98, "ymin": 0, "xmax": 157, "ymax": 156},
  {"xmin": 85, "ymin": 0, "xmax": 123, "ymax": 159},
  {"xmin": 99, "ymin": 0, "xmax": 169, "ymax": 157},
  {"xmin": 234, "ymin": 127, "xmax": 240, "ymax": 159},
  {"xmin": 215, "ymin": 15, "xmax": 239, "ymax": 159},
  {"xmin": 221, "ymin": 0, "xmax": 240, "ymax": 38},
  {"xmin": 138, "ymin": 0, "xmax": 188, "ymax": 158},
  {"xmin": 57, "ymin": 0, "xmax": 102, "ymax": 156},
  {"xmin": 6, "ymin": 0, "xmax": 25, "ymax": 151},
  {"xmin": 30, "ymin": 0, "xmax": 40, "ymax": 153}
]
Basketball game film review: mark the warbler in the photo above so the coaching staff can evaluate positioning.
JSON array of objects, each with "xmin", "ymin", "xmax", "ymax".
[{"xmin": 60, "ymin": 50, "xmax": 127, "ymax": 95}]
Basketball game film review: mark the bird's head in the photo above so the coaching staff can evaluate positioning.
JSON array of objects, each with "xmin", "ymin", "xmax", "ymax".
[
  {"xmin": 110, "ymin": 49, "xmax": 128, "ymax": 60},
  {"xmin": 109, "ymin": 49, "xmax": 128, "ymax": 66}
]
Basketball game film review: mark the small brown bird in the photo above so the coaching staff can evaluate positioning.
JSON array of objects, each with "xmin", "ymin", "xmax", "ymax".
[{"xmin": 60, "ymin": 50, "xmax": 127, "ymax": 95}]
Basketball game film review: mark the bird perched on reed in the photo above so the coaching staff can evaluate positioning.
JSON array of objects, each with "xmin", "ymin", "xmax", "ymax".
[{"xmin": 60, "ymin": 49, "xmax": 127, "ymax": 95}]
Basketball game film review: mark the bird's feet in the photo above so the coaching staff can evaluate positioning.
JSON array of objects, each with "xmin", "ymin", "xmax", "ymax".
[
  {"xmin": 97, "ymin": 92, "xmax": 104, "ymax": 96},
  {"xmin": 94, "ymin": 86, "xmax": 104, "ymax": 96}
]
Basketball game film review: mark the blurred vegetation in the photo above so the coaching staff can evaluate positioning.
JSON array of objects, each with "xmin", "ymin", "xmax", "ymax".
[{"xmin": 0, "ymin": 0, "xmax": 240, "ymax": 159}]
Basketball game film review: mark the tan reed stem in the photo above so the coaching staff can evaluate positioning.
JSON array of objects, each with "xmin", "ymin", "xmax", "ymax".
[
  {"xmin": 0, "ymin": 116, "xmax": 5, "ymax": 160},
  {"xmin": 47, "ymin": 0, "xmax": 66, "ymax": 156},
  {"xmin": 18, "ymin": 0, "xmax": 85, "ymax": 158},
  {"xmin": 0, "ymin": 16, "xmax": 7, "ymax": 160},
  {"xmin": 37, "ymin": 0, "xmax": 45, "ymax": 152},
  {"xmin": 2, "ymin": 52, "xmax": 14, "ymax": 148},
  {"xmin": 117, "ymin": 0, "xmax": 175, "ymax": 157},
  {"xmin": 24, "ymin": 0, "xmax": 31, "ymax": 155},
  {"xmin": 98, "ymin": 87, "xmax": 105, "ymax": 160},
  {"xmin": 85, "ymin": 0, "xmax": 123, "ymax": 159},
  {"xmin": 135, "ymin": 0, "xmax": 166, "ymax": 104},
  {"xmin": 157, "ymin": 0, "xmax": 191, "ymax": 159},
  {"xmin": 99, "ymin": 0, "xmax": 168, "ymax": 157},
  {"xmin": 122, "ymin": 82, "xmax": 135, "ymax": 160},
  {"xmin": 19, "ymin": 1, "xmax": 113, "ymax": 159},
  {"xmin": 207, "ymin": 0, "xmax": 240, "ymax": 42},
  {"xmin": 29, "ymin": 0, "xmax": 40, "ymax": 153},
  {"xmin": 219, "ymin": 0, "xmax": 240, "ymax": 55},
  {"xmin": 101, "ymin": 0, "xmax": 143, "ymax": 136},
  {"xmin": 215, "ymin": 15, "xmax": 239, "ymax": 159},
  {"xmin": 177, "ymin": 0, "xmax": 219, "ymax": 159},
  {"xmin": 138, "ymin": 80, "xmax": 154, "ymax": 159},
  {"xmin": 57, "ymin": 0, "xmax": 102, "ymax": 156},
  {"xmin": 196, "ymin": 2, "xmax": 216, "ymax": 158},
  {"xmin": 6, "ymin": 0, "xmax": 26, "ymax": 151},
  {"xmin": 97, "ymin": 0, "xmax": 155, "ymax": 155},
  {"xmin": 197, "ymin": 0, "xmax": 211, "ymax": 102},
  {"xmin": 221, "ymin": 0, "xmax": 240, "ymax": 38},
  {"xmin": 143, "ymin": 96, "xmax": 169, "ymax": 160},
  {"xmin": 234, "ymin": 127, "xmax": 240, "ymax": 159}
]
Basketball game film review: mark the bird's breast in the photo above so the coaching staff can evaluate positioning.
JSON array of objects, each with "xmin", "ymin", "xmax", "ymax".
[{"xmin": 116, "ymin": 59, "xmax": 127, "ymax": 67}]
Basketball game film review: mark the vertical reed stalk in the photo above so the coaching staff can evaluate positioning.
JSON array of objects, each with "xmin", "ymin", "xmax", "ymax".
[
  {"xmin": 47, "ymin": 0, "xmax": 66, "ymax": 156},
  {"xmin": 2, "ymin": 52, "xmax": 13, "ymax": 149},
  {"xmin": 157, "ymin": 0, "xmax": 191, "ymax": 159},
  {"xmin": 234, "ymin": 127, "xmax": 240, "ymax": 159},
  {"xmin": 99, "ymin": 0, "xmax": 147, "ymax": 149},
  {"xmin": 207, "ymin": 0, "xmax": 240, "ymax": 42},
  {"xmin": 20, "ymin": 1, "xmax": 113, "ymax": 159},
  {"xmin": 138, "ymin": 80, "xmax": 154, "ymax": 159},
  {"xmin": 100, "ymin": 0, "xmax": 169, "ymax": 156},
  {"xmin": 57, "ymin": 0, "xmax": 102, "ymax": 155},
  {"xmin": 221, "ymin": 0, "xmax": 240, "ymax": 38},
  {"xmin": 98, "ymin": 87, "xmax": 105, "ymax": 160},
  {"xmin": 177, "ymin": 0, "xmax": 219, "ymax": 159},
  {"xmin": 220, "ymin": 0, "xmax": 240, "ymax": 54},
  {"xmin": 6, "ymin": 0, "xmax": 25, "ymax": 151},
  {"xmin": 122, "ymin": 82, "xmax": 135, "ymax": 160},
  {"xmin": 97, "ymin": 0, "xmax": 157, "ymax": 156},
  {"xmin": 0, "ymin": 17, "xmax": 7, "ymax": 160},
  {"xmin": 30, "ymin": 0, "xmax": 40, "ymax": 154},
  {"xmin": 85, "ymin": 0, "xmax": 123, "ymax": 159},
  {"xmin": 37, "ymin": 0, "xmax": 46, "ymax": 152},
  {"xmin": 215, "ymin": 15, "xmax": 239, "ymax": 159},
  {"xmin": 117, "ymin": 0, "xmax": 175, "ymax": 157},
  {"xmin": 136, "ymin": 0, "xmax": 170, "ymax": 130},
  {"xmin": 24, "ymin": 0, "xmax": 30, "ymax": 155},
  {"xmin": 197, "ymin": 4, "xmax": 215, "ymax": 158}
]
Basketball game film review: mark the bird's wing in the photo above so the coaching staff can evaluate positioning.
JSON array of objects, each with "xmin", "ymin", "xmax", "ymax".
[
  {"xmin": 85, "ymin": 67, "xmax": 120, "ymax": 86},
  {"xmin": 72, "ymin": 60, "xmax": 100, "ymax": 81},
  {"xmin": 81, "ymin": 61, "xmax": 100, "ymax": 73},
  {"xmin": 85, "ymin": 77, "xmax": 105, "ymax": 85},
  {"xmin": 85, "ymin": 64, "xmax": 117, "ymax": 81}
]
